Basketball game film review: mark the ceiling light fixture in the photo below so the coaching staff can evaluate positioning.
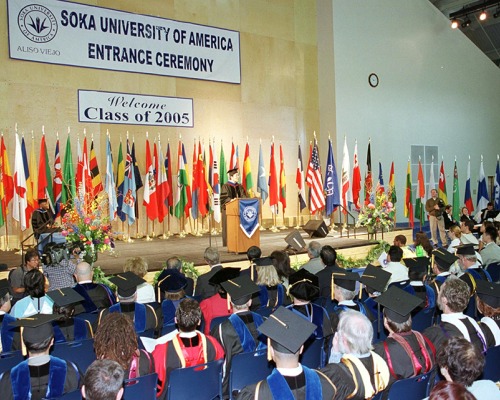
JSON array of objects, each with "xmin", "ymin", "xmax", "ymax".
[
  {"xmin": 462, "ymin": 16, "xmax": 472, "ymax": 27},
  {"xmin": 479, "ymin": 10, "xmax": 488, "ymax": 20},
  {"xmin": 451, "ymin": 18, "xmax": 460, "ymax": 28}
]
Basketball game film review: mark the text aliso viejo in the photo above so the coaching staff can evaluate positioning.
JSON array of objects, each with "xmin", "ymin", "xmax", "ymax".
[{"xmin": 8, "ymin": 0, "xmax": 241, "ymax": 83}]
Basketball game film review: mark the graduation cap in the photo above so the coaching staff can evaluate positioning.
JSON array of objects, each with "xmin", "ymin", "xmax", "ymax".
[
  {"xmin": 476, "ymin": 280, "xmax": 500, "ymax": 309},
  {"xmin": 221, "ymin": 275, "xmax": 260, "ymax": 306},
  {"xmin": 360, "ymin": 264, "xmax": 391, "ymax": 294},
  {"xmin": 109, "ymin": 271, "xmax": 146, "ymax": 297},
  {"xmin": 227, "ymin": 168, "xmax": 239, "ymax": 175},
  {"xmin": 10, "ymin": 314, "xmax": 59, "ymax": 344},
  {"xmin": 157, "ymin": 269, "xmax": 188, "ymax": 296},
  {"xmin": 454, "ymin": 243, "xmax": 475, "ymax": 256},
  {"xmin": 208, "ymin": 267, "xmax": 241, "ymax": 287},
  {"xmin": 288, "ymin": 269, "xmax": 319, "ymax": 301},
  {"xmin": 254, "ymin": 257, "xmax": 274, "ymax": 267},
  {"xmin": 375, "ymin": 285, "xmax": 423, "ymax": 323},
  {"xmin": 258, "ymin": 306, "xmax": 316, "ymax": 355},
  {"xmin": 0, "ymin": 279, "xmax": 10, "ymax": 298},
  {"xmin": 432, "ymin": 248, "xmax": 459, "ymax": 270},
  {"xmin": 46, "ymin": 287, "xmax": 84, "ymax": 307},
  {"xmin": 331, "ymin": 271, "xmax": 359, "ymax": 292},
  {"xmin": 404, "ymin": 257, "xmax": 430, "ymax": 275}
]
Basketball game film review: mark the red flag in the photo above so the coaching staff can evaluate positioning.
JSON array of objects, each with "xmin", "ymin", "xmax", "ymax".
[
  {"xmin": 352, "ymin": 142, "xmax": 362, "ymax": 209},
  {"xmin": 269, "ymin": 143, "xmax": 278, "ymax": 213},
  {"xmin": 0, "ymin": 136, "xmax": 14, "ymax": 225},
  {"xmin": 198, "ymin": 142, "xmax": 208, "ymax": 217},
  {"xmin": 306, "ymin": 139, "xmax": 325, "ymax": 214},
  {"xmin": 90, "ymin": 140, "xmax": 103, "ymax": 197},
  {"xmin": 83, "ymin": 138, "xmax": 92, "ymax": 195},
  {"xmin": 364, "ymin": 142, "xmax": 372, "ymax": 204},
  {"xmin": 165, "ymin": 143, "xmax": 174, "ymax": 213},
  {"xmin": 191, "ymin": 141, "xmax": 199, "ymax": 219},
  {"xmin": 156, "ymin": 138, "xmax": 169, "ymax": 222},
  {"xmin": 143, "ymin": 138, "xmax": 158, "ymax": 221},
  {"xmin": 229, "ymin": 142, "xmax": 237, "ymax": 171},
  {"xmin": 279, "ymin": 144, "xmax": 286, "ymax": 211}
]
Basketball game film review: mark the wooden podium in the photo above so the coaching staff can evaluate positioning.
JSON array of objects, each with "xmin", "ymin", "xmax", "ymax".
[{"xmin": 226, "ymin": 199, "xmax": 260, "ymax": 253}]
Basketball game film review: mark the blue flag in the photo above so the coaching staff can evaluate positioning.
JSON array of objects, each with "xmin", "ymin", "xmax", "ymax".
[
  {"xmin": 477, "ymin": 159, "xmax": 489, "ymax": 211},
  {"xmin": 324, "ymin": 139, "xmax": 341, "ymax": 216},
  {"xmin": 105, "ymin": 137, "xmax": 118, "ymax": 221},
  {"xmin": 495, "ymin": 158, "xmax": 500, "ymax": 211},
  {"xmin": 122, "ymin": 139, "xmax": 137, "ymax": 225},
  {"xmin": 257, "ymin": 144, "xmax": 268, "ymax": 203}
]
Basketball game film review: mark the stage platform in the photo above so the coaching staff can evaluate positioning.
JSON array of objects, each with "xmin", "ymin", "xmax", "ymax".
[{"xmin": 0, "ymin": 227, "xmax": 412, "ymax": 278}]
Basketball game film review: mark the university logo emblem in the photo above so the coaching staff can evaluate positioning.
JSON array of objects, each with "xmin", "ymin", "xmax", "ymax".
[
  {"xmin": 242, "ymin": 205, "xmax": 257, "ymax": 222},
  {"xmin": 18, "ymin": 4, "xmax": 58, "ymax": 43}
]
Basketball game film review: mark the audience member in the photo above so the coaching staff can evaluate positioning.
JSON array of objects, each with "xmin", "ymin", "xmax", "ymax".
[
  {"xmin": 94, "ymin": 313, "xmax": 154, "ymax": 379},
  {"xmin": 99, "ymin": 272, "xmax": 160, "ymax": 335},
  {"xmin": 331, "ymin": 270, "xmax": 369, "ymax": 318},
  {"xmin": 475, "ymin": 280, "xmax": 500, "ymax": 347},
  {"xmin": 299, "ymin": 241, "xmax": 323, "ymax": 274},
  {"xmin": 315, "ymin": 245, "xmax": 345, "ymax": 298},
  {"xmin": 460, "ymin": 207, "xmax": 473, "ymax": 223},
  {"xmin": 238, "ymin": 306, "xmax": 344, "ymax": 399},
  {"xmin": 211, "ymin": 275, "xmax": 266, "ymax": 397},
  {"xmin": 479, "ymin": 202, "xmax": 498, "ymax": 224},
  {"xmin": 252, "ymin": 257, "xmax": 287, "ymax": 311},
  {"xmin": 429, "ymin": 381, "xmax": 477, "ymax": 400},
  {"xmin": 72, "ymin": 261, "xmax": 116, "ymax": 315},
  {"xmin": 426, "ymin": 189, "xmax": 448, "ymax": 247},
  {"xmin": 383, "ymin": 246, "xmax": 409, "ymax": 285},
  {"xmin": 165, "ymin": 256, "xmax": 194, "ymax": 296},
  {"xmin": 156, "ymin": 268, "xmax": 189, "ymax": 305},
  {"xmin": 393, "ymin": 234, "xmax": 415, "ymax": 258},
  {"xmin": 200, "ymin": 267, "xmax": 240, "ymax": 334},
  {"xmin": 479, "ymin": 226, "xmax": 500, "ymax": 266},
  {"xmin": 152, "ymin": 298, "xmax": 224, "ymax": 398},
  {"xmin": 194, "ymin": 247, "xmax": 223, "ymax": 300},
  {"xmin": 424, "ymin": 278, "xmax": 492, "ymax": 350},
  {"xmin": 436, "ymin": 337, "xmax": 500, "ymax": 400},
  {"xmin": 8, "ymin": 248, "xmax": 40, "ymax": 304},
  {"xmin": 443, "ymin": 205, "xmax": 457, "ymax": 230},
  {"xmin": 447, "ymin": 225, "xmax": 462, "ymax": 253},
  {"xmin": 455, "ymin": 244, "xmax": 492, "ymax": 294},
  {"xmin": 10, "ymin": 269, "xmax": 54, "ymax": 317},
  {"xmin": 430, "ymin": 248, "xmax": 458, "ymax": 296},
  {"xmin": 0, "ymin": 279, "xmax": 16, "ymax": 352},
  {"xmin": 404, "ymin": 257, "xmax": 436, "ymax": 312},
  {"xmin": 82, "ymin": 359, "xmax": 124, "ymax": 400},
  {"xmin": 270, "ymin": 250, "xmax": 293, "ymax": 287},
  {"xmin": 322, "ymin": 311, "xmax": 390, "ymax": 399},
  {"xmin": 123, "ymin": 257, "xmax": 155, "ymax": 304},
  {"xmin": 0, "ymin": 314, "xmax": 80, "ymax": 399},
  {"xmin": 477, "ymin": 221, "xmax": 494, "ymax": 251},
  {"xmin": 242, "ymin": 245, "xmax": 261, "ymax": 281},
  {"xmin": 414, "ymin": 232, "xmax": 434, "ymax": 257},
  {"xmin": 460, "ymin": 220, "xmax": 479, "ymax": 247}
]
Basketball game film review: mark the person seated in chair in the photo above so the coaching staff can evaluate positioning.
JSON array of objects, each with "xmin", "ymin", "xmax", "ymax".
[
  {"xmin": 383, "ymin": 246, "xmax": 409, "ymax": 286},
  {"xmin": 10, "ymin": 269, "xmax": 54, "ymax": 318},
  {"xmin": 476, "ymin": 280, "xmax": 500, "ymax": 348},
  {"xmin": 252, "ymin": 257, "xmax": 288, "ymax": 311},
  {"xmin": 456, "ymin": 244, "xmax": 492, "ymax": 295},
  {"xmin": 0, "ymin": 279, "xmax": 18, "ymax": 352},
  {"xmin": 430, "ymin": 248, "xmax": 458, "ymax": 296},
  {"xmin": 479, "ymin": 226, "xmax": 500, "ymax": 267},
  {"xmin": 8, "ymin": 248, "xmax": 40, "ymax": 305},
  {"xmin": 373, "ymin": 286, "xmax": 436, "ymax": 397},
  {"xmin": 0, "ymin": 314, "xmax": 80, "ymax": 400},
  {"xmin": 315, "ymin": 245, "xmax": 345, "ymax": 299},
  {"xmin": 123, "ymin": 257, "xmax": 156, "ymax": 304},
  {"xmin": 82, "ymin": 359, "xmax": 124, "ymax": 400},
  {"xmin": 404, "ymin": 257, "xmax": 436, "ymax": 314}
]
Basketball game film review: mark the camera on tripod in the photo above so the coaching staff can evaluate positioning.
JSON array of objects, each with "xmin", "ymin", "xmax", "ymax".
[{"xmin": 41, "ymin": 241, "xmax": 84, "ymax": 265}]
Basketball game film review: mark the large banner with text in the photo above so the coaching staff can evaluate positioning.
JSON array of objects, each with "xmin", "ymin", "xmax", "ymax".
[{"xmin": 8, "ymin": 0, "xmax": 241, "ymax": 83}]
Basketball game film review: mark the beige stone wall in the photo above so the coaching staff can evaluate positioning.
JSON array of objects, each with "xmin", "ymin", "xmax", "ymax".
[{"xmin": 0, "ymin": 0, "xmax": 320, "ymax": 245}]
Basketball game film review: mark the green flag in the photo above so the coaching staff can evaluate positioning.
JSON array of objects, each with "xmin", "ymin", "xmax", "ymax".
[
  {"xmin": 174, "ymin": 142, "xmax": 189, "ymax": 219},
  {"xmin": 452, "ymin": 161, "xmax": 460, "ymax": 221},
  {"xmin": 415, "ymin": 160, "xmax": 425, "ymax": 226},
  {"xmin": 219, "ymin": 143, "xmax": 227, "ymax": 185},
  {"xmin": 61, "ymin": 136, "xmax": 76, "ymax": 205}
]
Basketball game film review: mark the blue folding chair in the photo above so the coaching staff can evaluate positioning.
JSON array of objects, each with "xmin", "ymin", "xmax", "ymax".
[
  {"xmin": 54, "ymin": 389, "xmax": 82, "ymax": 399},
  {"xmin": 167, "ymin": 359, "xmax": 223, "ymax": 400},
  {"xmin": 300, "ymin": 338, "xmax": 324, "ymax": 369},
  {"xmin": 482, "ymin": 345, "xmax": 500, "ymax": 381},
  {"xmin": 412, "ymin": 307, "xmax": 435, "ymax": 332},
  {"xmin": 229, "ymin": 350, "xmax": 274, "ymax": 400},
  {"xmin": 486, "ymin": 262, "xmax": 500, "ymax": 282},
  {"xmin": 0, "ymin": 350, "xmax": 24, "ymax": 375},
  {"xmin": 209, "ymin": 315, "xmax": 230, "ymax": 332},
  {"xmin": 161, "ymin": 299, "xmax": 177, "ymax": 335},
  {"xmin": 372, "ymin": 319, "xmax": 387, "ymax": 344},
  {"xmin": 51, "ymin": 338, "xmax": 96, "ymax": 373},
  {"xmin": 124, "ymin": 373, "xmax": 158, "ymax": 400},
  {"xmin": 384, "ymin": 369, "xmax": 434, "ymax": 400}
]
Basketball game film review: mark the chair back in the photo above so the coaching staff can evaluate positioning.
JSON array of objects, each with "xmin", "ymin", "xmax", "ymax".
[
  {"xmin": 124, "ymin": 373, "xmax": 158, "ymax": 400},
  {"xmin": 53, "ymin": 389, "xmax": 82, "ymax": 399},
  {"xmin": 0, "ymin": 350, "xmax": 24, "ymax": 375},
  {"xmin": 300, "ymin": 338, "xmax": 324, "ymax": 369},
  {"xmin": 482, "ymin": 345, "xmax": 500, "ymax": 381},
  {"xmin": 229, "ymin": 350, "xmax": 274, "ymax": 400},
  {"xmin": 372, "ymin": 319, "xmax": 387, "ymax": 344},
  {"xmin": 209, "ymin": 315, "xmax": 230, "ymax": 332},
  {"xmin": 167, "ymin": 359, "xmax": 223, "ymax": 400},
  {"xmin": 486, "ymin": 262, "xmax": 500, "ymax": 283},
  {"xmin": 412, "ymin": 307, "xmax": 435, "ymax": 332},
  {"xmin": 386, "ymin": 369, "xmax": 434, "ymax": 400},
  {"xmin": 51, "ymin": 338, "xmax": 96, "ymax": 373}
]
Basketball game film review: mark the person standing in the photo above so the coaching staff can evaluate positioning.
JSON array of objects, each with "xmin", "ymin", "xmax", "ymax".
[
  {"xmin": 425, "ymin": 189, "xmax": 448, "ymax": 247},
  {"xmin": 220, "ymin": 168, "xmax": 247, "ymax": 247}
]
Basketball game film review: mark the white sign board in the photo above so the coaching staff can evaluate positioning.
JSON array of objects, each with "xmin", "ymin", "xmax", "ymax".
[
  {"xmin": 78, "ymin": 90, "xmax": 194, "ymax": 127},
  {"xmin": 8, "ymin": 0, "xmax": 241, "ymax": 84}
]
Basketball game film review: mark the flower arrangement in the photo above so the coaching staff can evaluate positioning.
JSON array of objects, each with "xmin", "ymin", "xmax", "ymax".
[
  {"xmin": 61, "ymin": 192, "xmax": 114, "ymax": 263},
  {"xmin": 356, "ymin": 193, "xmax": 395, "ymax": 232}
]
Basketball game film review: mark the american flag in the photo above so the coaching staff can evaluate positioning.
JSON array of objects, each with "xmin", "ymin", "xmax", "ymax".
[{"xmin": 306, "ymin": 140, "xmax": 325, "ymax": 214}]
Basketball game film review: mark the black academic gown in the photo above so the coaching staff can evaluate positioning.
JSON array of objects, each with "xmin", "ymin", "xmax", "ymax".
[
  {"xmin": 479, "ymin": 317, "xmax": 500, "ymax": 348},
  {"xmin": 0, "ymin": 356, "xmax": 80, "ymax": 400},
  {"xmin": 194, "ymin": 265, "xmax": 223, "ymax": 300},
  {"xmin": 98, "ymin": 302, "xmax": 161, "ymax": 335},
  {"xmin": 73, "ymin": 282, "xmax": 116, "ymax": 315},
  {"xmin": 237, "ymin": 367, "xmax": 341, "ymax": 400},
  {"xmin": 315, "ymin": 264, "xmax": 345, "ymax": 299}
]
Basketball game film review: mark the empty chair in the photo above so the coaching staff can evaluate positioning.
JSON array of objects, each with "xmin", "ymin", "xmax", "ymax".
[
  {"xmin": 209, "ymin": 315, "xmax": 230, "ymax": 332},
  {"xmin": 229, "ymin": 350, "xmax": 274, "ymax": 400},
  {"xmin": 51, "ymin": 338, "xmax": 96, "ymax": 373},
  {"xmin": 383, "ymin": 369, "xmax": 434, "ymax": 400},
  {"xmin": 123, "ymin": 373, "xmax": 158, "ymax": 400},
  {"xmin": 482, "ymin": 345, "xmax": 500, "ymax": 381},
  {"xmin": 486, "ymin": 262, "xmax": 500, "ymax": 282},
  {"xmin": 167, "ymin": 359, "xmax": 223, "ymax": 400},
  {"xmin": 0, "ymin": 350, "xmax": 24, "ymax": 375},
  {"xmin": 300, "ymin": 337, "xmax": 324, "ymax": 369}
]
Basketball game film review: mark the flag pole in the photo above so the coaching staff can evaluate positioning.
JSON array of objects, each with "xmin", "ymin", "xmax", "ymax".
[
  {"xmin": 5, "ymin": 219, "xmax": 10, "ymax": 251},
  {"xmin": 179, "ymin": 215, "xmax": 186, "ymax": 238},
  {"xmin": 145, "ymin": 218, "xmax": 152, "ymax": 241},
  {"xmin": 160, "ymin": 219, "xmax": 168, "ymax": 240},
  {"xmin": 295, "ymin": 196, "xmax": 301, "ymax": 229},
  {"xmin": 127, "ymin": 223, "xmax": 134, "ymax": 243}
]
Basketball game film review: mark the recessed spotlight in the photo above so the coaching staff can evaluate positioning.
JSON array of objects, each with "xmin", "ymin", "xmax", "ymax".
[
  {"xmin": 451, "ymin": 19, "xmax": 459, "ymax": 29},
  {"xmin": 479, "ymin": 10, "xmax": 487, "ymax": 21}
]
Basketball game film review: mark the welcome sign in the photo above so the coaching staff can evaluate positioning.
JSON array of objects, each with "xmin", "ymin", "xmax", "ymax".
[{"xmin": 7, "ymin": 0, "xmax": 241, "ymax": 84}]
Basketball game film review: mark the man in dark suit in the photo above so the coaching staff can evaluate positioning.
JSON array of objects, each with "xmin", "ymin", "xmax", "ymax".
[
  {"xmin": 315, "ymin": 245, "xmax": 344, "ymax": 298},
  {"xmin": 194, "ymin": 247, "xmax": 223, "ymax": 300}
]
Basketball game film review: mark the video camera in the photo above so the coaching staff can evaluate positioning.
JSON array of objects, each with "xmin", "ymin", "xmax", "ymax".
[{"xmin": 41, "ymin": 241, "xmax": 84, "ymax": 265}]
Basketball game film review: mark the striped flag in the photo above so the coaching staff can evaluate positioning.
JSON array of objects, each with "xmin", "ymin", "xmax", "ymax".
[
  {"xmin": 296, "ymin": 144, "xmax": 307, "ymax": 211},
  {"xmin": 279, "ymin": 144, "xmax": 286, "ymax": 212},
  {"xmin": 191, "ymin": 140, "xmax": 199, "ymax": 220},
  {"xmin": 452, "ymin": 161, "xmax": 460, "ymax": 221},
  {"xmin": 28, "ymin": 137, "xmax": 38, "ymax": 212},
  {"xmin": 165, "ymin": 142, "xmax": 173, "ymax": 214},
  {"xmin": 388, "ymin": 162, "xmax": 396, "ymax": 219},
  {"xmin": 90, "ymin": 139, "xmax": 103, "ymax": 198},
  {"xmin": 61, "ymin": 135, "xmax": 76, "ymax": 206},
  {"xmin": 157, "ymin": 138, "xmax": 170, "ymax": 222},
  {"xmin": 243, "ymin": 142, "xmax": 253, "ymax": 197},
  {"xmin": 229, "ymin": 142, "xmax": 237, "ymax": 171},
  {"xmin": 0, "ymin": 136, "xmax": 14, "ymax": 227},
  {"xmin": 438, "ymin": 160, "xmax": 448, "ymax": 205},
  {"xmin": 495, "ymin": 156, "xmax": 500, "ymax": 211},
  {"xmin": 352, "ymin": 141, "xmax": 362, "ymax": 210},
  {"xmin": 306, "ymin": 139, "xmax": 325, "ymax": 214},
  {"xmin": 269, "ymin": 143, "xmax": 278, "ymax": 214},
  {"xmin": 37, "ymin": 135, "xmax": 54, "ymax": 211},
  {"xmin": 376, "ymin": 162, "xmax": 385, "ymax": 195},
  {"xmin": 105, "ymin": 136, "xmax": 117, "ymax": 221},
  {"xmin": 324, "ymin": 138, "xmax": 340, "ymax": 216},
  {"xmin": 257, "ymin": 144, "xmax": 268, "ymax": 204},
  {"xmin": 464, "ymin": 158, "xmax": 474, "ymax": 214},
  {"xmin": 53, "ymin": 139, "xmax": 62, "ymax": 216},
  {"xmin": 220, "ymin": 143, "xmax": 227, "ymax": 185},
  {"xmin": 341, "ymin": 138, "xmax": 352, "ymax": 214},
  {"xmin": 211, "ymin": 142, "xmax": 221, "ymax": 223},
  {"xmin": 197, "ymin": 141, "xmax": 209, "ymax": 217},
  {"xmin": 477, "ymin": 158, "xmax": 489, "ymax": 211},
  {"xmin": 364, "ymin": 142, "xmax": 372, "ymax": 204},
  {"xmin": 143, "ymin": 137, "xmax": 158, "ymax": 221},
  {"xmin": 415, "ymin": 160, "xmax": 425, "ymax": 226},
  {"xmin": 404, "ymin": 161, "xmax": 414, "ymax": 228},
  {"xmin": 116, "ymin": 141, "xmax": 126, "ymax": 222},
  {"xmin": 13, "ymin": 133, "xmax": 28, "ymax": 230},
  {"xmin": 122, "ymin": 139, "xmax": 136, "ymax": 225}
]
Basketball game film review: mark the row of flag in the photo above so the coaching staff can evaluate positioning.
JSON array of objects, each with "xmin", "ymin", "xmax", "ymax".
[{"xmin": 0, "ymin": 132, "xmax": 499, "ymax": 232}]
